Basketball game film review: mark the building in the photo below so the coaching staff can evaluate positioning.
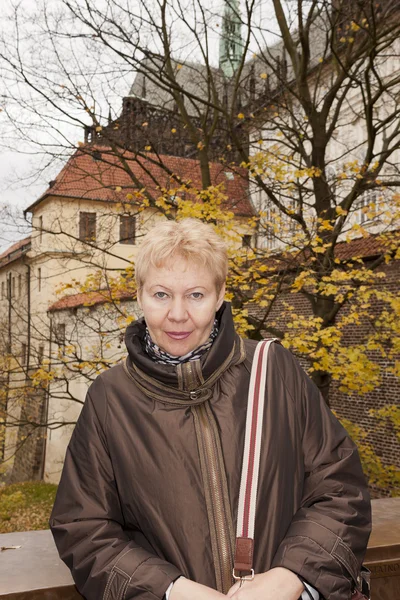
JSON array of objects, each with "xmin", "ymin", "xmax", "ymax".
[
  {"xmin": 0, "ymin": 150, "xmax": 252, "ymax": 482},
  {"xmin": 1, "ymin": 0, "xmax": 399, "ymax": 490}
]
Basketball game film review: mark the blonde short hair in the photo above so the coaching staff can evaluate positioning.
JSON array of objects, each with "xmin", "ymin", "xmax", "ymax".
[{"xmin": 135, "ymin": 218, "xmax": 228, "ymax": 293}]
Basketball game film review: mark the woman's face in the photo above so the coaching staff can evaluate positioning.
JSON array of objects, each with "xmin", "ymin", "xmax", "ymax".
[{"xmin": 138, "ymin": 256, "xmax": 225, "ymax": 356}]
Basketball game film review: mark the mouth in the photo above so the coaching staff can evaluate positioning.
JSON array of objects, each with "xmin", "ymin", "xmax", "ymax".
[{"xmin": 165, "ymin": 331, "xmax": 192, "ymax": 340}]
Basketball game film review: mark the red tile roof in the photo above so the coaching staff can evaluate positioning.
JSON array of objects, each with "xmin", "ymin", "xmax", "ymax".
[
  {"xmin": 48, "ymin": 288, "xmax": 135, "ymax": 312},
  {"xmin": 0, "ymin": 236, "xmax": 31, "ymax": 268},
  {"xmin": 26, "ymin": 147, "xmax": 252, "ymax": 216},
  {"xmin": 335, "ymin": 230, "xmax": 400, "ymax": 260},
  {"xmin": 259, "ymin": 229, "xmax": 400, "ymax": 273}
]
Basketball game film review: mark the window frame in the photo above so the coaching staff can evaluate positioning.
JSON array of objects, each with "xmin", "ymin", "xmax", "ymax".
[
  {"xmin": 21, "ymin": 343, "xmax": 27, "ymax": 366},
  {"xmin": 79, "ymin": 211, "xmax": 97, "ymax": 243},
  {"xmin": 119, "ymin": 214, "xmax": 136, "ymax": 245}
]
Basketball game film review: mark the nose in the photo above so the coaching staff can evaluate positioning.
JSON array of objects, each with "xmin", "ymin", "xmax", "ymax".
[{"xmin": 168, "ymin": 297, "xmax": 188, "ymax": 322}]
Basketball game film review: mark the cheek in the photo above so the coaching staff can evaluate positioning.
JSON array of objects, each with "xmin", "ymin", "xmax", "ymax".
[
  {"xmin": 142, "ymin": 299, "xmax": 169, "ymax": 329},
  {"xmin": 191, "ymin": 304, "xmax": 218, "ymax": 329}
]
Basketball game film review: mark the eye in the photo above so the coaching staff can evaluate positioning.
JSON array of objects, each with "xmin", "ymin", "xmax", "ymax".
[
  {"xmin": 190, "ymin": 292, "xmax": 204, "ymax": 300},
  {"xmin": 154, "ymin": 291, "xmax": 168, "ymax": 299}
]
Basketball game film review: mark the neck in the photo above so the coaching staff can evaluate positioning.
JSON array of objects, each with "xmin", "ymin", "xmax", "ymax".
[{"xmin": 144, "ymin": 320, "xmax": 219, "ymax": 365}]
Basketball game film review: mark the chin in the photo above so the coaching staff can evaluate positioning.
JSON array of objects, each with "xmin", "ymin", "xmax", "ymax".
[
  {"xmin": 165, "ymin": 343, "xmax": 193, "ymax": 357},
  {"xmin": 162, "ymin": 337, "xmax": 197, "ymax": 357}
]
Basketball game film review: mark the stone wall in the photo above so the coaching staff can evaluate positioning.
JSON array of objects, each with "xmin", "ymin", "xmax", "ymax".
[{"xmin": 7, "ymin": 389, "xmax": 47, "ymax": 483}]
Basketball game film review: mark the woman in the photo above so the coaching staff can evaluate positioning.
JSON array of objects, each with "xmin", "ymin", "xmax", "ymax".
[{"xmin": 50, "ymin": 218, "xmax": 371, "ymax": 600}]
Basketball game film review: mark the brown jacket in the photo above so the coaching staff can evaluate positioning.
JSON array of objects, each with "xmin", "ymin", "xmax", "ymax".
[{"xmin": 50, "ymin": 303, "xmax": 371, "ymax": 600}]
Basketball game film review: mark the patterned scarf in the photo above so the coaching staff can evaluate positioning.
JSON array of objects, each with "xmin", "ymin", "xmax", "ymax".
[{"xmin": 144, "ymin": 319, "xmax": 219, "ymax": 365}]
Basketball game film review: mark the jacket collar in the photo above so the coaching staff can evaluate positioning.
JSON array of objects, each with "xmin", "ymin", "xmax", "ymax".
[{"xmin": 123, "ymin": 302, "xmax": 246, "ymax": 404}]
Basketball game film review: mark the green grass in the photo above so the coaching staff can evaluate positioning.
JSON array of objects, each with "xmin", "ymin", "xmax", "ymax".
[{"xmin": 0, "ymin": 481, "xmax": 58, "ymax": 533}]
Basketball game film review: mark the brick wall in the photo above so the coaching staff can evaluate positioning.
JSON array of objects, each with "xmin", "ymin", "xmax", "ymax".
[
  {"xmin": 329, "ymin": 262, "xmax": 400, "ymax": 496},
  {"xmin": 250, "ymin": 259, "xmax": 400, "ymax": 497}
]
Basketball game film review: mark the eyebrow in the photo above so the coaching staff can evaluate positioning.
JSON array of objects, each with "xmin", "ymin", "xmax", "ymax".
[{"xmin": 149, "ymin": 285, "xmax": 208, "ymax": 292}]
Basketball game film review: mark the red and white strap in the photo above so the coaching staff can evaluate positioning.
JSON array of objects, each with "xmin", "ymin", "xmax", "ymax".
[{"xmin": 233, "ymin": 339, "xmax": 278, "ymax": 581}]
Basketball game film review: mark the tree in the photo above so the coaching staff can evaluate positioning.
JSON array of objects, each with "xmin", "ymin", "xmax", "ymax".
[{"xmin": 0, "ymin": 0, "xmax": 399, "ymax": 489}]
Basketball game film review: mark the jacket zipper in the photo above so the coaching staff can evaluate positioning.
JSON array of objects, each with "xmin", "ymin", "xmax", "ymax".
[{"xmin": 195, "ymin": 402, "xmax": 234, "ymax": 594}]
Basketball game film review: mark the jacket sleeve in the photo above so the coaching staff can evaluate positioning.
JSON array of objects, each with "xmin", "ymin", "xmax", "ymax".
[
  {"xmin": 271, "ymin": 346, "xmax": 371, "ymax": 600},
  {"xmin": 49, "ymin": 377, "xmax": 183, "ymax": 600}
]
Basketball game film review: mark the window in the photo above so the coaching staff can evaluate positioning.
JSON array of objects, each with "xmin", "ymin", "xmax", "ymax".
[
  {"xmin": 39, "ymin": 215, "xmax": 43, "ymax": 243},
  {"xmin": 54, "ymin": 323, "xmax": 66, "ymax": 352},
  {"xmin": 264, "ymin": 205, "xmax": 276, "ymax": 250},
  {"xmin": 79, "ymin": 212, "xmax": 96, "ymax": 242},
  {"xmin": 21, "ymin": 343, "xmax": 27, "ymax": 366},
  {"xmin": 1, "ymin": 281, "xmax": 4, "ymax": 300},
  {"xmin": 356, "ymin": 195, "xmax": 368, "ymax": 224},
  {"xmin": 119, "ymin": 215, "xmax": 136, "ymax": 245},
  {"xmin": 288, "ymin": 200, "xmax": 297, "ymax": 233},
  {"xmin": 18, "ymin": 274, "xmax": 22, "ymax": 297},
  {"xmin": 242, "ymin": 234, "xmax": 252, "ymax": 248},
  {"xmin": 38, "ymin": 345, "xmax": 44, "ymax": 366},
  {"xmin": 12, "ymin": 277, "xmax": 15, "ymax": 298},
  {"xmin": 38, "ymin": 268, "xmax": 42, "ymax": 292}
]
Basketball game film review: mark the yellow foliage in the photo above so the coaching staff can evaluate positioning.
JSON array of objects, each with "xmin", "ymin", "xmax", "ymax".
[{"xmin": 338, "ymin": 416, "xmax": 400, "ymax": 495}]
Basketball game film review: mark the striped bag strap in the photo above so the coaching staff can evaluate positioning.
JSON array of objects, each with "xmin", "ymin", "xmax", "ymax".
[{"xmin": 233, "ymin": 338, "xmax": 279, "ymax": 582}]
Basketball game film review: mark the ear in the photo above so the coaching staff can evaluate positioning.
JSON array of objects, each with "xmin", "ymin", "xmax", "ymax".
[{"xmin": 216, "ymin": 283, "xmax": 226, "ymax": 311}]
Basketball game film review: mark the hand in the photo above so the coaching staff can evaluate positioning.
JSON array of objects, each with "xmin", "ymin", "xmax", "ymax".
[
  {"xmin": 169, "ymin": 577, "xmax": 226, "ymax": 600},
  {"xmin": 226, "ymin": 568, "xmax": 304, "ymax": 600}
]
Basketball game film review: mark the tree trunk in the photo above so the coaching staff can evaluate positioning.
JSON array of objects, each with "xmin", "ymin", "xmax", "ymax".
[{"xmin": 310, "ymin": 369, "xmax": 332, "ymax": 406}]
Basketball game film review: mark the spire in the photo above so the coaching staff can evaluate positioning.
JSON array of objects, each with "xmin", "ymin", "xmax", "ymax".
[{"xmin": 219, "ymin": 0, "xmax": 243, "ymax": 78}]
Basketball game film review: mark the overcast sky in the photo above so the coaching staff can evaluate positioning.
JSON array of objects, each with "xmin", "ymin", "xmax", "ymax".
[
  {"xmin": 0, "ymin": 0, "xmax": 283, "ymax": 252},
  {"xmin": 0, "ymin": 0, "xmax": 58, "ymax": 250}
]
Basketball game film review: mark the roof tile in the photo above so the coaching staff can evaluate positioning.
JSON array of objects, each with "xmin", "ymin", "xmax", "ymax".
[
  {"xmin": 0, "ymin": 236, "xmax": 31, "ymax": 268},
  {"xmin": 48, "ymin": 289, "xmax": 134, "ymax": 312},
  {"xmin": 28, "ymin": 147, "xmax": 252, "ymax": 216}
]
